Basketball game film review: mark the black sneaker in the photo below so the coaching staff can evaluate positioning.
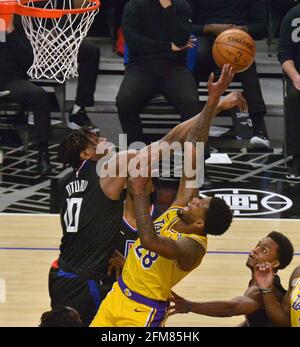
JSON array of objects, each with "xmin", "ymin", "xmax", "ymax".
[
  {"xmin": 67, "ymin": 107, "xmax": 99, "ymax": 132},
  {"xmin": 250, "ymin": 130, "xmax": 270, "ymax": 149},
  {"xmin": 286, "ymin": 158, "xmax": 300, "ymax": 180}
]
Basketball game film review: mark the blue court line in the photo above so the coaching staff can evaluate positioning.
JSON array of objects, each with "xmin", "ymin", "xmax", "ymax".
[{"xmin": 0, "ymin": 247, "xmax": 299, "ymax": 256}]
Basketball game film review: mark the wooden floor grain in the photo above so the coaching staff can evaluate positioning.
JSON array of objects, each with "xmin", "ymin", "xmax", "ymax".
[{"xmin": 0, "ymin": 215, "xmax": 299, "ymax": 327}]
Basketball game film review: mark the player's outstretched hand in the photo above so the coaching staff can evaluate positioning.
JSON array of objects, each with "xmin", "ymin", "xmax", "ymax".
[
  {"xmin": 168, "ymin": 291, "xmax": 191, "ymax": 316},
  {"xmin": 253, "ymin": 262, "xmax": 274, "ymax": 289},
  {"xmin": 207, "ymin": 64, "xmax": 234, "ymax": 106}
]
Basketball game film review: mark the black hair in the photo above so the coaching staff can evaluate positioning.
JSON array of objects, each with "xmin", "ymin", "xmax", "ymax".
[
  {"xmin": 58, "ymin": 128, "xmax": 94, "ymax": 169},
  {"xmin": 39, "ymin": 306, "xmax": 83, "ymax": 327},
  {"xmin": 268, "ymin": 231, "xmax": 294, "ymax": 270},
  {"xmin": 205, "ymin": 197, "xmax": 233, "ymax": 236}
]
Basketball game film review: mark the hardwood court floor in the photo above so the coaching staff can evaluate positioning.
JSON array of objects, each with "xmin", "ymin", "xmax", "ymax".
[{"xmin": 0, "ymin": 215, "xmax": 299, "ymax": 327}]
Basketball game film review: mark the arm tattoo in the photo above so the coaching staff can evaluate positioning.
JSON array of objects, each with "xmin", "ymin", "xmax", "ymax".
[
  {"xmin": 176, "ymin": 102, "xmax": 217, "ymax": 203},
  {"xmin": 132, "ymin": 192, "xmax": 203, "ymax": 262},
  {"xmin": 186, "ymin": 103, "xmax": 216, "ymax": 145},
  {"xmin": 132, "ymin": 192, "xmax": 181, "ymax": 257},
  {"xmin": 133, "ymin": 193, "xmax": 156, "ymax": 242}
]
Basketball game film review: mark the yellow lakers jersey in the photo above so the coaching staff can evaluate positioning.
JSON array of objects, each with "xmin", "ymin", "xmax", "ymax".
[
  {"xmin": 291, "ymin": 276, "xmax": 300, "ymax": 327},
  {"xmin": 121, "ymin": 206, "xmax": 207, "ymax": 301}
]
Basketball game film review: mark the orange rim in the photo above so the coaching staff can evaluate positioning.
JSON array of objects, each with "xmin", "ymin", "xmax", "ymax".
[{"xmin": 0, "ymin": 0, "xmax": 100, "ymax": 18}]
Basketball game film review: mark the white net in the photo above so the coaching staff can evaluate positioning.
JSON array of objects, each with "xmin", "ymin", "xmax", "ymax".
[{"xmin": 19, "ymin": 0, "xmax": 99, "ymax": 83}]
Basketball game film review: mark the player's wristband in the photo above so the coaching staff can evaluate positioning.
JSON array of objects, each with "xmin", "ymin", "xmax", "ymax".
[{"xmin": 258, "ymin": 287, "xmax": 272, "ymax": 294}]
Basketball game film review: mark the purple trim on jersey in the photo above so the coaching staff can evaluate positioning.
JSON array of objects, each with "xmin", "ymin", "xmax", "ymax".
[
  {"xmin": 122, "ymin": 204, "xmax": 155, "ymax": 232},
  {"xmin": 118, "ymin": 276, "xmax": 168, "ymax": 311},
  {"xmin": 122, "ymin": 217, "xmax": 137, "ymax": 232},
  {"xmin": 145, "ymin": 308, "xmax": 155, "ymax": 327},
  {"xmin": 149, "ymin": 308, "xmax": 167, "ymax": 327}
]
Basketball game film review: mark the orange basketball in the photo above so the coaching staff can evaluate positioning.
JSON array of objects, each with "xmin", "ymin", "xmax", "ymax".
[{"xmin": 212, "ymin": 28, "xmax": 256, "ymax": 73}]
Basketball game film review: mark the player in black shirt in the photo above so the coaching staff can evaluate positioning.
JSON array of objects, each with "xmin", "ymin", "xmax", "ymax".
[
  {"xmin": 48, "ymin": 66, "xmax": 246, "ymax": 326},
  {"xmin": 49, "ymin": 131, "xmax": 125, "ymax": 325},
  {"xmin": 169, "ymin": 231, "xmax": 294, "ymax": 327}
]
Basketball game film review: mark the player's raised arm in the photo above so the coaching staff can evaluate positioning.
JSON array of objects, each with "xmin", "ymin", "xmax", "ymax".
[
  {"xmin": 127, "ymin": 67, "xmax": 234, "ymax": 264},
  {"xmin": 99, "ymin": 65, "xmax": 243, "ymax": 201},
  {"xmin": 159, "ymin": 72, "xmax": 246, "ymax": 146},
  {"xmin": 172, "ymin": 64, "xmax": 234, "ymax": 207},
  {"xmin": 127, "ymin": 174, "xmax": 192, "ymax": 261}
]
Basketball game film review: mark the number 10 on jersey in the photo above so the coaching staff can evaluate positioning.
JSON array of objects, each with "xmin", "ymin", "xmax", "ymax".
[{"xmin": 64, "ymin": 198, "xmax": 83, "ymax": 233}]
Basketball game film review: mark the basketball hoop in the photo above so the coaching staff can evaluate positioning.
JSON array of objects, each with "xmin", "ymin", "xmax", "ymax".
[{"xmin": 0, "ymin": 0, "xmax": 100, "ymax": 83}]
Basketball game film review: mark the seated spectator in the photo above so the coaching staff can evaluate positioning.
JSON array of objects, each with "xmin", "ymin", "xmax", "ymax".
[
  {"xmin": 187, "ymin": 0, "xmax": 269, "ymax": 149},
  {"xmin": 278, "ymin": 3, "xmax": 300, "ymax": 179},
  {"xmin": 0, "ymin": 15, "xmax": 51, "ymax": 174},
  {"xmin": 39, "ymin": 306, "xmax": 83, "ymax": 327},
  {"xmin": 0, "ymin": 15, "xmax": 100, "ymax": 174},
  {"xmin": 116, "ymin": 0, "xmax": 202, "ymax": 146}
]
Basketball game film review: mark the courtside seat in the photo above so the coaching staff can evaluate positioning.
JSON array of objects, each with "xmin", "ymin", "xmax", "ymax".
[
  {"xmin": 0, "ymin": 75, "xmax": 67, "ymax": 167},
  {"xmin": 0, "ymin": 99, "xmax": 30, "ymax": 164}
]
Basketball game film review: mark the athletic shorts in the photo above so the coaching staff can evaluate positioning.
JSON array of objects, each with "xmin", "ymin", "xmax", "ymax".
[
  {"xmin": 90, "ymin": 276, "xmax": 169, "ymax": 327},
  {"xmin": 48, "ymin": 260, "xmax": 108, "ymax": 326}
]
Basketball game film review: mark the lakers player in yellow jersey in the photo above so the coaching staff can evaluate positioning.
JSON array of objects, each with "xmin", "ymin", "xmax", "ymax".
[
  {"xmin": 254, "ymin": 263, "xmax": 300, "ymax": 327},
  {"xmin": 90, "ymin": 65, "xmax": 236, "ymax": 327}
]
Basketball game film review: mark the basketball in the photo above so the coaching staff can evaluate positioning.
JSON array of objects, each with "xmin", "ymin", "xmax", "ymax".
[{"xmin": 212, "ymin": 28, "xmax": 256, "ymax": 73}]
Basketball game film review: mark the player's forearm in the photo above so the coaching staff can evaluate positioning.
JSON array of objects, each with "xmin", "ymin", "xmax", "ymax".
[
  {"xmin": 261, "ymin": 292, "xmax": 291, "ymax": 327},
  {"xmin": 133, "ymin": 192, "xmax": 180, "ymax": 258},
  {"xmin": 186, "ymin": 99, "xmax": 218, "ymax": 145},
  {"xmin": 133, "ymin": 192, "xmax": 158, "ymax": 245},
  {"xmin": 188, "ymin": 301, "xmax": 238, "ymax": 317},
  {"xmin": 163, "ymin": 99, "xmax": 222, "ymax": 145}
]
